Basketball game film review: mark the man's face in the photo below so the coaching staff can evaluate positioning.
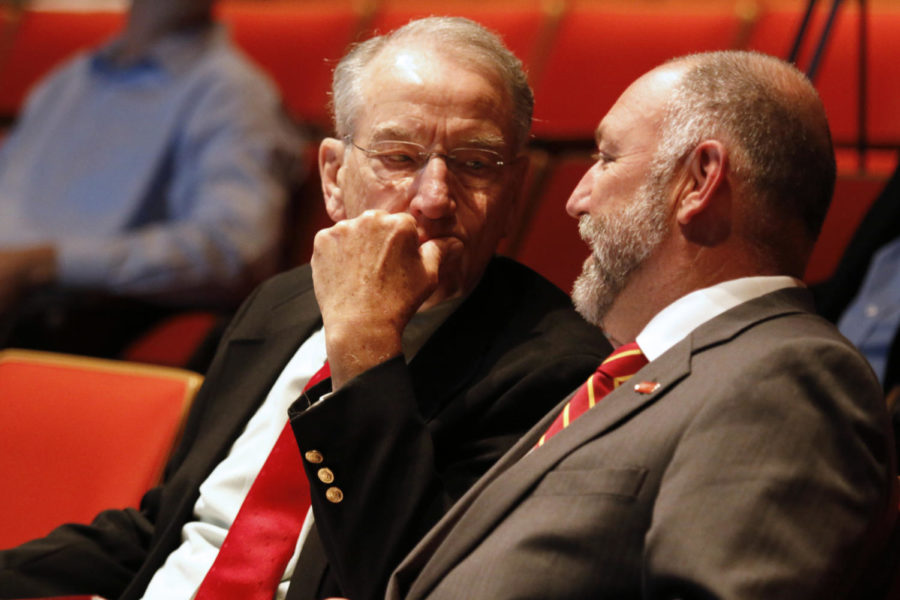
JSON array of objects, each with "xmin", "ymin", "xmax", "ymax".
[
  {"xmin": 326, "ymin": 45, "xmax": 525, "ymax": 302},
  {"xmin": 570, "ymin": 169, "xmax": 670, "ymax": 327},
  {"xmin": 566, "ymin": 68, "xmax": 682, "ymax": 327}
]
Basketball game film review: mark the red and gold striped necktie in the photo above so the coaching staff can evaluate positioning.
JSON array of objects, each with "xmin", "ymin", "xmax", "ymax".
[{"xmin": 536, "ymin": 342, "xmax": 647, "ymax": 448}]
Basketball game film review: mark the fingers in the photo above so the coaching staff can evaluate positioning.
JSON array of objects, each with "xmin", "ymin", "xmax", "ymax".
[
  {"xmin": 311, "ymin": 210, "xmax": 440, "ymax": 389},
  {"xmin": 313, "ymin": 210, "xmax": 418, "ymax": 259},
  {"xmin": 419, "ymin": 239, "xmax": 443, "ymax": 283},
  {"xmin": 420, "ymin": 237, "xmax": 463, "ymax": 288}
]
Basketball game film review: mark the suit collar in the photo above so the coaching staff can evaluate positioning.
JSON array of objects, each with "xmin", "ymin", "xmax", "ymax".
[
  {"xmin": 229, "ymin": 265, "xmax": 321, "ymax": 342},
  {"xmin": 408, "ymin": 257, "xmax": 520, "ymax": 419},
  {"xmin": 638, "ymin": 276, "xmax": 802, "ymax": 360},
  {"xmin": 395, "ymin": 287, "xmax": 815, "ymax": 600}
]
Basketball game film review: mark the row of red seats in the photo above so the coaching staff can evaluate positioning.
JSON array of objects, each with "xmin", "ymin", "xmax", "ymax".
[{"xmin": 0, "ymin": 1, "xmax": 898, "ymax": 145}]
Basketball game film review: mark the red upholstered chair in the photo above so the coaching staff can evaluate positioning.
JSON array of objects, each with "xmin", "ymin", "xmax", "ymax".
[
  {"xmin": 121, "ymin": 310, "xmax": 223, "ymax": 368},
  {"xmin": 507, "ymin": 152, "xmax": 594, "ymax": 293},
  {"xmin": 0, "ymin": 349, "xmax": 202, "ymax": 549},
  {"xmin": 0, "ymin": 9, "xmax": 124, "ymax": 116},
  {"xmin": 746, "ymin": 5, "xmax": 900, "ymax": 148},
  {"xmin": 365, "ymin": 0, "xmax": 551, "ymax": 76},
  {"xmin": 805, "ymin": 171, "xmax": 891, "ymax": 284},
  {"xmin": 531, "ymin": 3, "xmax": 744, "ymax": 139},
  {"xmin": 219, "ymin": 0, "xmax": 361, "ymax": 130}
]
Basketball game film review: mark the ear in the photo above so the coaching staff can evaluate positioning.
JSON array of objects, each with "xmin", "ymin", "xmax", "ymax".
[
  {"xmin": 675, "ymin": 139, "xmax": 727, "ymax": 226},
  {"xmin": 319, "ymin": 137, "xmax": 348, "ymax": 223}
]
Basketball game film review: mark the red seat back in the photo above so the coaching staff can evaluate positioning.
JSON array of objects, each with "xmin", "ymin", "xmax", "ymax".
[
  {"xmin": 746, "ymin": 5, "xmax": 900, "ymax": 147},
  {"xmin": 0, "ymin": 10, "xmax": 123, "ymax": 115},
  {"xmin": 532, "ymin": 3, "xmax": 744, "ymax": 139},
  {"xmin": 508, "ymin": 153, "xmax": 593, "ymax": 293},
  {"xmin": 219, "ymin": 1, "xmax": 361, "ymax": 130},
  {"xmin": 0, "ymin": 349, "xmax": 202, "ymax": 549}
]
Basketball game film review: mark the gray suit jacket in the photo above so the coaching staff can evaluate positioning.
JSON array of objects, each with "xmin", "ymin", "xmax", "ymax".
[{"xmin": 388, "ymin": 288, "xmax": 896, "ymax": 600}]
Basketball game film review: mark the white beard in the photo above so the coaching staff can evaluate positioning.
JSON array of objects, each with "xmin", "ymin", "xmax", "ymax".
[{"xmin": 571, "ymin": 178, "xmax": 670, "ymax": 327}]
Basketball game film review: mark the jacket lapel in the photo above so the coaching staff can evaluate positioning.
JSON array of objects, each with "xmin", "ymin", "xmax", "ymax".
[
  {"xmin": 397, "ymin": 287, "xmax": 814, "ymax": 599},
  {"xmin": 399, "ymin": 346, "xmax": 686, "ymax": 600},
  {"xmin": 136, "ymin": 268, "xmax": 327, "ymax": 592},
  {"xmin": 408, "ymin": 257, "xmax": 519, "ymax": 419},
  {"xmin": 171, "ymin": 267, "xmax": 325, "ymax": 490}
]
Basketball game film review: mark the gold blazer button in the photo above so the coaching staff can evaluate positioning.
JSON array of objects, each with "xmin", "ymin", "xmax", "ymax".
[
  {"xmin": 326, "ymin": 486, "xmax": 344, "ymax": 503},
  {"xmin": 318, "ymin": 467, "xmax": 335, "ymax": 484}
]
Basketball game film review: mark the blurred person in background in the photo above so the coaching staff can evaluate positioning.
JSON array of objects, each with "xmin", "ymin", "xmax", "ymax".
[{"xmin": 0, "ymin": 0, "xmax": 303, "ymax": 361}]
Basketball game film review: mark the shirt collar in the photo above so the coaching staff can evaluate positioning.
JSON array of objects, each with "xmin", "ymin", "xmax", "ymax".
[
  {"xmin": 636, "ymin": 276, "xmax": 803, "ymax": 361},
  {"xmin": 91, "ymin": 22, "xmax": 219, "ymax": 78}
]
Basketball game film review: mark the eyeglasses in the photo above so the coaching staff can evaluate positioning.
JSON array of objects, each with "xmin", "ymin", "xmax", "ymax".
[{"xmin": 347, "ymin": 139, "xmax": 509, "ymax": 190}]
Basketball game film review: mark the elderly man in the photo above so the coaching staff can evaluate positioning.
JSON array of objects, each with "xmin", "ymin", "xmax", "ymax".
[
  {"xmin": 0, "ymin": 0, "xmax": 301, "ymax": 357},
  {"xmin": 0, "ymin": 17, "xmax": 610, "ymax": 600},
  {"xmin": 357, "ymin": 51, "xmax": 894, "ymax": 599}
]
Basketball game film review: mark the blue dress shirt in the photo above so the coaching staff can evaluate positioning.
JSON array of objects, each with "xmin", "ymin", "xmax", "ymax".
[
  {"xmin": 0, "ymin": 23, "xmax": 302, "ymax": 303},
  {"xmin": 837, "ymin": 235, "xmax": 900, "ymax": 384}
]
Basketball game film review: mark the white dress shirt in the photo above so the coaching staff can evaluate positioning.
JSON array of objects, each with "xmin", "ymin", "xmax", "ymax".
[
  {"xmin": 142, "ymin": 327, "xmax": 328, "ymax": 600},
  {"xmin": 636, "ymin": 276, "xmax": 802, "ymax": 360},
  {"xmin": 141, "ymin": 298, "xmax": 462, "ymax": 599}
]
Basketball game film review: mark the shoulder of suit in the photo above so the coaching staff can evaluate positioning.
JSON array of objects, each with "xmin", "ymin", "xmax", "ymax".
[
  {"xmin": 484, "ymin": 256, "xmax": 571, "ymax": 305},
  {"xmin": 241, "ymin": 264, "xmax": 314, "ymax": 310},
  {"xmin": 480, "ymin": 256, "xmax": 611, "ymax": 355}
]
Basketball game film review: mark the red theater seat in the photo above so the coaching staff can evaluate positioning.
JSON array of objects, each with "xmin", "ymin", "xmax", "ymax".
[
  {"xmin": 805, "ymin": 171, "xmax": 892, "ymax": 284},
  {"xmin": 219, "ymin": 1, "xmax": 361, "ymax": 130},
  {"xmin": 532, "ymin": 3, "xmax": 744, "ymax": 139},
  {"xmin": 0, "ymin": 349, "xmax": 202, "ymax": 549},
  {"xmin": 508, "ymin": 153, "xmax": 594, "ymax": 293},
  {"xmin": 0, "ymin": 10, "xmax": 124, "ymax": 116},
  {"xmin": 747, "ymin": 5, "xmax": 900, "ymax": 147},
  {"xmin": 365, "ymin": 0, "xmax": 550, "ymax": 75}
]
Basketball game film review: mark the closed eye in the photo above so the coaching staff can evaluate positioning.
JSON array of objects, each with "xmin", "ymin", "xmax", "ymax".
[{"xmin": 378, "ymin": 152, "xmax": 418, "ymax": 167}]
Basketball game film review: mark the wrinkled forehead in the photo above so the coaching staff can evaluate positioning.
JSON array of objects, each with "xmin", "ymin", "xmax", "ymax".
[{"xmin": 353, "ymin": 45, "xmax": 515, "ymax": 148}]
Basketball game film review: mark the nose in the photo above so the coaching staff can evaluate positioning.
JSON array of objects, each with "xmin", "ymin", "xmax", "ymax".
[
  {"xmin": 409, "ymin": 155, "xmax": 455, "ymax": 221},
  {"xmin": 565, "ymin": 165, "xmax": 596, "ymax": 219}
]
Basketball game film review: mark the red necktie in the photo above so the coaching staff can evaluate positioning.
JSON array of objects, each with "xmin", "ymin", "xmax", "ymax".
[
  {"xmin": 194, "ymin": 362, "xmax": 331, "ymax": 600},
  {"xmin": 536, "ymin": 342, "xmax": 647, "ymax": 448}
]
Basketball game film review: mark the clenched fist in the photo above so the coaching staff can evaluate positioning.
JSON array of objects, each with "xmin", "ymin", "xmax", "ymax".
[{"xmin": 312, "ymin": 210, "xmax": 462, "ymax": 389}]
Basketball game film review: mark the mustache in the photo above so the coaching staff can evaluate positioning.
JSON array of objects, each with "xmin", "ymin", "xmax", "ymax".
[{"xmin": 578, "ymin": 214, "xmax": 602, "ymax": 246}]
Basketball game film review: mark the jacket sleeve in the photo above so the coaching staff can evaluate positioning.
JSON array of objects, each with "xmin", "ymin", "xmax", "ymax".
[
  {"xmin": 0, "ymin": 500, "xmax": 159, "ymax": 598},
  {"xmin": 289, "ymin": 339, "xmax": 606, "ymax": 600}
]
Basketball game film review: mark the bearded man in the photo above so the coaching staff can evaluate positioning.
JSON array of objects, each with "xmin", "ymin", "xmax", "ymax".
[{"xmin": 368, "ymin": 50, "xmax": 896, "ymax": 600}]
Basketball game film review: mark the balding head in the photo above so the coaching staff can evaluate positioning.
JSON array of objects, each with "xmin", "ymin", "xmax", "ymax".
[
  {"xmin": 653, "ymin": 51, "xmax": 835, "ymax": 269},
  {"xmin": 568, "ymin": 51, "xmax": 835, "ymax": 338},
  {"xmin": 331, "ymin": 17, "xmax": 533, "ymax": 152}
]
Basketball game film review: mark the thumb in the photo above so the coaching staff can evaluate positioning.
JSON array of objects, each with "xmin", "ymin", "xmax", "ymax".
[
  {"xmin": 419, "ymin": 238, "xmax": 463, "ymax": 282},
  {"xmin": 418, "ymin": 239, "xmax": 445, "ymax": 283}
]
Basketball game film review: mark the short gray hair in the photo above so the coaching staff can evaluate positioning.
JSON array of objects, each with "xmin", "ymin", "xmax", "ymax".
[
  {"xmin": 330, "ymin": 16, "xmax": 533, "ymax": 151},
  {"xmin": 655, "ymin": 51, "xmax": 835, "ymax": 248}
]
